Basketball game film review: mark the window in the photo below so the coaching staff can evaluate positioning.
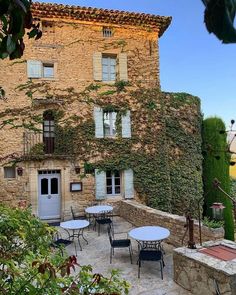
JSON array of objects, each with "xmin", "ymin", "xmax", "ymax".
[
  {"xmin": 104, "ymin": 112, "xmax": 117, "ymax": 137},
  {"xmin": 27, "ymin": 60, "xmax": 55, "ymax": 79},
  {"xmin": 106, "ymin": 171, "xmax": 121, "ymax": 195},
  {"xmin": 94, "ymin": 107, "xmax": 131, "ymax": 138},
  {"xmin": 102, "ymin": 55, "xmax": 116, "ymax": 81},
  {"xmin": 43, "ymin": 63, "xmax": 54, "ymax": 78},
  {"xmin": 103, "ymin": 27, "xmax": 112, "ymax": 37},
  {"xmin": 4, "ymin": 167, "xmax": 16, "ymax": 178},
  {"xmin": 43, "ymin": 111, "xmax": 55, "ymax": 154},
  {"xmin": 93, "ymin": 52, "xmax": 127, "ymax": 82}
]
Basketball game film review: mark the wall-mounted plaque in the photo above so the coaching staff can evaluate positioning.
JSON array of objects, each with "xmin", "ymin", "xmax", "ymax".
[{"xmin": 70, "ymin": 182, "xmax": 82, "ymax": 192}]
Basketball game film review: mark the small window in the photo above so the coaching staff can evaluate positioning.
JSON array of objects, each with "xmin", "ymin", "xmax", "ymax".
[
  {"xmin": 102, "ymin": 55, "xmax": 116, "ymax": 81},
  {"xmin": 103, "ymin": 27, "xmax": 112, "ymax": 37},
  {"xmin": 104, "ymin": 111, "xmax": 117, "ymax": 137},
  {"xmin": 43, "ymin": 63, "xmax": 54, "ymax": 78},
  {"xmin": 27, "ymin": 60, "xmax": 55, "ymax": 79},
  {"xmin": 106, "ymin": 171, "xmax": 121, "ymax": 195},
  {"xmin": 4, "ymin": 167, "xmax": 16, "ymax": 178}
]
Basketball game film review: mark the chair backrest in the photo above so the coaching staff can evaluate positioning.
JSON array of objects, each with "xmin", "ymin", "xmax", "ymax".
[
  {"xmin": 107, "ymin": 225, "xmax": 113, "ymax": 245},
  {"xmin": 70, "ymin": 206, "xmax": 76, "ymax": 219},
  {"xmin": 140, "ymin": 241, "xmax": 159, "ymax": 251}
]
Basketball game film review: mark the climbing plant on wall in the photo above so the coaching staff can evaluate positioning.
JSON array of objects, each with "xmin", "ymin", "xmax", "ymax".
[{"xmin": 0, "ymin": 81, "xmax": 203, "ymax": 215}]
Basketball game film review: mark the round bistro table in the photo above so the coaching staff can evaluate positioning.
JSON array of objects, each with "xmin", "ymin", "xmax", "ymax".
[{"xmin": 60, "ymin": 219, "xmax": 89, "ymax": 254}]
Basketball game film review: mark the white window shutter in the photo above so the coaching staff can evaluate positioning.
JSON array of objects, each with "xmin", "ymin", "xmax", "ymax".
[
  {"xmin": 124, "ymin": 169, "xmax": 134, "ymax": 199},
  {"xmin": 118, "ymin": 53, "xmax": 128, "ymax": 81},
  {"xmin": 93, "ymin": 52, "xmax": 102, "ymax": 81},
  {"xmin": 122, "ymin": 110, "xmax": 131, "ymax": 138},
  {"xmin": 94, "ymin": 107, "xmax": 104, "ymax": 138},
  {"xmin": 95, "ymin": 169, "xmax": 106, "ymax": 199},
  {"xmin": 27, "ymin": 60, "xmax": 42, "ymax": 78}
]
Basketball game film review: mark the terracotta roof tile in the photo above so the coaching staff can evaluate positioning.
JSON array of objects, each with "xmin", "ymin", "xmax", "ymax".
[{"xmin": 32, "ymin": 2, "xmax": 172, "ymax": 36}]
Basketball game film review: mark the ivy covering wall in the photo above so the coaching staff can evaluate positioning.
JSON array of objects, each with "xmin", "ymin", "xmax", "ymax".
[{"xmin": 1, "ymin": 82, "xmax": 203, "ymax": 215}]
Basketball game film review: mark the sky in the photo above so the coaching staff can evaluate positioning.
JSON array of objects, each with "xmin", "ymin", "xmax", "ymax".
[{"xmin": 38, "ymin": 0, "xmax": 236, "ymax": 127}]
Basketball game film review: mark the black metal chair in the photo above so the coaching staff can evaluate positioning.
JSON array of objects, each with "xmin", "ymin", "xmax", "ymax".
[
  {"xmin": 95, "ymin": 211, "xmax": 113, "ymax": 236},
  {"xmin": 107, "ymin": 225, "xmax": 132, "ymax": 264},
  {"xmin": 50, "ymin": 232, "xmax": 73, "ymax": 256},
  {"xmin": 71, "ymin": 206, "xmax": 86, "ymax": 220},
  {"xmin": 137, "ymin": 242, "xmax": 164, "ymax": 279}
]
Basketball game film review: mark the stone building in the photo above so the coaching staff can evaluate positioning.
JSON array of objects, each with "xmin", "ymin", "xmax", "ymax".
[{"xmin": 0, "ymin": 2, "xmax": 202, "ymax": 220}]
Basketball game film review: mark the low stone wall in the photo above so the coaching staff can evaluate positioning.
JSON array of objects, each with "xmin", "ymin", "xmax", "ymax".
[
  {"xmin": 173, "ymin": 240, "xmax": 236, "ymax": 295},
  {"xmin": 119, "ymin": 200, "xmax": 224, "ymax": 247}
]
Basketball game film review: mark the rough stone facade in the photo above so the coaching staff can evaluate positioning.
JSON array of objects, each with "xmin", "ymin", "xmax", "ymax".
[
  {"xmin": 0, "ymin": 3, "xmax": 202, "ymax": 220},
  {"xmin": 119, "ymin": 200, "xmax": 224, "ymax": 246}
]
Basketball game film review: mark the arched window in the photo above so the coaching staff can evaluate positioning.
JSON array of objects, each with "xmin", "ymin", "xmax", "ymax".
[{"xmin": 43, "ymin": 111, "xmax": 55, "ymax": 154}]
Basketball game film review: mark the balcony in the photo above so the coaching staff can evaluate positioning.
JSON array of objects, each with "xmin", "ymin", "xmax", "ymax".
[{"xmin": 23, "ymin": 131, "xmax": 75, "ymax": 159}]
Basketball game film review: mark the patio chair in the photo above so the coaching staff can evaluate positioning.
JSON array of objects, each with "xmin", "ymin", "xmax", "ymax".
[
  {"xmin": 50, "ymin": 231, "xmax": 73, "ymax": 256},
  {"xmin": 137, "ymin": 243, "xmax": 164, "ymax": 279},
  {"xmin": 95, "ymin": 211, "xmax": 113, "ymax": 236},
  {"xmin": 107, "ymin": 225, "xmax": 132, "ymax": 264},
  {"xmin": 71, "ymin": 206, "xmax": 86, "ymax": 220}
]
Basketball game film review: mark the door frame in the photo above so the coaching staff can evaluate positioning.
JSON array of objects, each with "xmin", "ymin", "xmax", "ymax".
[{"xmin": 38, "ymin": 170, "xmax": 61, "ymax": 219}]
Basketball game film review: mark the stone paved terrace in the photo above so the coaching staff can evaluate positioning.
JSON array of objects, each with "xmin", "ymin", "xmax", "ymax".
[{"xmin": 59, "ymin": 216, "xmax": 191, "ymax": 295}]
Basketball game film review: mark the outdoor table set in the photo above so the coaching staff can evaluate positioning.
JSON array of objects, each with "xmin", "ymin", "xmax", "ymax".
[
  {"xmin": 59, "ymin": 204, "xmax": 114, "ymax": 255},
  {"xmin": 128, "ymin": 226, "xmax": 170, "ymax": 278},
  {"xmin": 59, "ymin": 204, "xmax": 171, "ymax": 279}
]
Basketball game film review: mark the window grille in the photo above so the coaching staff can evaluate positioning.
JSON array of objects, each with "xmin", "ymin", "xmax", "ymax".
[{"xmin": 103, "ymin": 27, "xmax": 112, "ymax": 37}]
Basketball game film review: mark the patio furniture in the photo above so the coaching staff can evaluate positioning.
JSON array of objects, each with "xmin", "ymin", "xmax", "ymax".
[
  {"xmin": 138, "ymin": 246, "xmax": 164, "ymax": 279},
  {"xmin": 95, "ymin": 211, "xmax": 113, "ymax": 236},
  {"xmin": 51, "ymin": 231, "xmax": 72, "ymax": 256},
  {"xmin": 70, "ymin": 206, "xmax": 86, "ymax": 220},
  {"xmin": 129, "ymin": 226, "xmax": 170, "ymax": 278},
  {"xmin": 85, "ymin": 205, "xmax": 113, "ymax": 235},
  {"xmin": 107, "ymin": 225, "xmax": 132, "ymax": 264},
  {"xmin": 60, "ymin": 219, "xmax": 89, "ymax": 254}
]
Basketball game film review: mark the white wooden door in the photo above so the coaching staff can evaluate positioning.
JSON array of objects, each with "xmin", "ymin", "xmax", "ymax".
[{"xmin": 38, "ymin": 171, "xmax": 61, "ymax": 219}]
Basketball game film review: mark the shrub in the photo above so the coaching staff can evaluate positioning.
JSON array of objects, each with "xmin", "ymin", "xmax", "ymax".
[
  {"xmin": 202, "ymin": 117, "xmax": 234, "ymax": 240},
  {"xmin": 0, "ymin": 204, "xmax": 130, "ymax": 294}
]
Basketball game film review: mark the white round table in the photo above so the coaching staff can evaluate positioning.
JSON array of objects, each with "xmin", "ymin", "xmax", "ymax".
[
  {"xmin": 85, "ymin": 205, "xmax": 113, "ymax": 214},
  {"xmin": 60, "ymin": 220, "xmax": 89, "ymax": 253},
  {"xmin": 129, "ymin": 226, "xmax": 170, "ymax": 242}
]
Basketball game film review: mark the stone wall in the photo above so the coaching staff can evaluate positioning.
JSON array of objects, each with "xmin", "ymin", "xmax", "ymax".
[
  {"xmin": 0, "ymin": 12, "xmax": 203, "ymax": 219},
  {"xmin": 173, "ymin": 240, "xmax": 236, "ymax": 295},
  {"xmin": 119, "ymin": 200, "xmax": 224, "ymax": 246}
]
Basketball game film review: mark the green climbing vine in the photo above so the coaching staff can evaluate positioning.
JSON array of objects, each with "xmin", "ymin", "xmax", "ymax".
[{"xmin": 0, "ymin": 80, "xmax": 202, "ymax": 215}]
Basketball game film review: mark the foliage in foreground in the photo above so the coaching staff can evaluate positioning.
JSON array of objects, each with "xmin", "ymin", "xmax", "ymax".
[
  {"xmin": 0, "ymin": 0, "xmax": 41, "ymax": 60},
  {"xmin": 0, "ymin": 204, "xmax": 130, "ymax": 294},
  {"xmin": 202, "ymin": 117, "xmax": 234, "ymax": 240}
]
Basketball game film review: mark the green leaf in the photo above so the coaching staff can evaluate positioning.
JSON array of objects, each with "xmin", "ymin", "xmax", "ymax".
[{"xmin": 7, "ymin": 35, "xmax": 16, "ymax": 54}]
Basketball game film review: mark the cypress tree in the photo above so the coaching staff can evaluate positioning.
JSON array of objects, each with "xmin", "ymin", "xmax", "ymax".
[{"xmin": 202, "ymin": 117, "xmax": 234, "ymax": 240}]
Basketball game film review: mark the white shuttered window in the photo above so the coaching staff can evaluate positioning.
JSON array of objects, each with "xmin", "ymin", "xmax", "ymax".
[
  {"xmin": 94, "ymin": 108, "xmax": 131, "ymax": 139},
  {"xmin": 27, "ymin": 60, "xmax": 54, "ymax": 78},
  {"xmin": 95, "ymin": 169, "xmax": 134, "ymax": 199},
  {"xmin": 102, "ymin": 56, "xmax": 116, "ymax": 81}
]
